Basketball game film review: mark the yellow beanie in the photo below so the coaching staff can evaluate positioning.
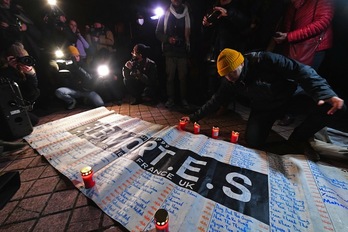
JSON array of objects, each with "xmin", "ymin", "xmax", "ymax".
[
  {"xmin": 68, "ymin": 46, "xmax": 79, "ymax": 56},
  {"xmin": 217, "ymin": 49, "xmax": 244, "ymax": 76}
]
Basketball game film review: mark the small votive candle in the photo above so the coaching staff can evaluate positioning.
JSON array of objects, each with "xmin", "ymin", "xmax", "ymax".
[
  {"xmin": 154, "ymin": 209, "xmax": 169, "ymax": 232},
  {"xmin": 81, "ymin": 166, "xmax": 95, "ymax": 188},
  {"xmin": 193, "ymin": 122, "xmax": 200, "ymax": 134},
  {"xmin": 231, "ymin": 131, "xmax": 239, "ymax": 143},
  {"xmin": 212, "ymin": 126, "xmax": 219, "ymax": 139},
  {"xmin": 179, "ymin": 119, "xmax": 187, "ymax": 130}
]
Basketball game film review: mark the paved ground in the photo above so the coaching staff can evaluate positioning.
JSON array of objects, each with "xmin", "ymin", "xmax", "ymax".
[{"xmin": 0, "ymin": 98, "xmax": 346, "ymax": 232}]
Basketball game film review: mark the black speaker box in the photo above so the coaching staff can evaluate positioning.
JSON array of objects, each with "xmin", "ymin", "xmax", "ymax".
[{"xmin": 0, "ymin": 79, "xmax": 33, "ymax": 140}]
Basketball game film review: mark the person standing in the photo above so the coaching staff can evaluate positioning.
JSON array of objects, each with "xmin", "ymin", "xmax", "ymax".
[
  {"xmin": 155, "ymin": 0, "xmax": 191, "ymax": 109},
  {"xmin": 273, "ymin": 0, "xmax": 334, "ymax": 126}
]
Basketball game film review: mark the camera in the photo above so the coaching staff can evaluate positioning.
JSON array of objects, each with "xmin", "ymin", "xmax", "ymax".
[
  {"xmin": 130, "ymin": 59, "xmax": 141, "ymax": 76},
  {"xmin": 17, "ymin": 56, "xmax": 36, "ymax": 66},
  {"xmin": 89, "ymin": 26, "xmax": 104, "ymax": 37},
  {"xmin": 206, "ymin": 10, "xmax": 221, "ymax": 24}
]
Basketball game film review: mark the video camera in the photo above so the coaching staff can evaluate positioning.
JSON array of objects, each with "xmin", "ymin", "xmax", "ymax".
[
  {"xmin": 89, "ymin": 26, "xmax": 105, "ymax": 37},
  {"xmin": 130, "ymin": 58, "xmax": 141, "ymax": 77}
]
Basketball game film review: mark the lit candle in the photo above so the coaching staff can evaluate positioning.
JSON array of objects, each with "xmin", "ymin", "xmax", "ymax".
[
  {"xmin": 154, "ymin": 209, "xmax": 169, "ymax": 232},
  {"xmin": 212, "ymin": 126, "xmax": 219, "ymax": 139},
  {"xmin": 178, "ymin": 119, "xmax": 187, "ymax": 130},
  {"xmin": 80, "ymin": 166, "xmax": 95, "ymax": 189},
  {"xmin": 193, "ymin": 122, "xmax": 200, "ymax": 134},
  {"xmin": 231, "ymin": 131, "xmax": 239, "ymax": 143}
]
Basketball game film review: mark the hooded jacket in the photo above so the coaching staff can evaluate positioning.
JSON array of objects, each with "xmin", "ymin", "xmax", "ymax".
[{"xmin": 189, "ymin": 51, "xmax": 337, "ymax": 122}]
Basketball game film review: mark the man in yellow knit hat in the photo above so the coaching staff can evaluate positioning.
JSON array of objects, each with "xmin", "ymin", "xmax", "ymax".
[{"xmin": 181, "ymin": 49, "xmax": 345, "ymax": 159}]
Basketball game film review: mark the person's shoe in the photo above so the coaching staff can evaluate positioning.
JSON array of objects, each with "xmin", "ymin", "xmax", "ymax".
[
  {"xmin": 67, "ymin": 99, "xmax": 77, "ymax": 110},
  {"xmin": 165, "ymin": 99, "xmax": 175, "ymax": 108},
  {"xmin": 130, "ymin": 98, "xmax": 142, "ymax": 105},
  {"xmin": 278, "ymin": 115, "xmax": 295, "ymax": 126},
  {"xmin": 181, "ymin": 99, "xmax": 189, "ymax": 109},
  {"xmin": 0, "ymin": 140, "xmax": 27, "ymax": 154}
]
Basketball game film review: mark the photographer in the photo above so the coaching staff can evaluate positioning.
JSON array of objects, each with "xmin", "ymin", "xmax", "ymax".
[
  {"xmin": 86, "ymin": 22, "xmax": 115, "ymax": 61},
  {"xmin": 122, "ymin": 44, "xmax": 158, "ymax": 105},
  {"xmin": 0, "ymin": 42, "xmax": 40, "ymax": 126},
  {"xmin": 54, "ymin": 46, "xmax": 104, "ymax": 110}
]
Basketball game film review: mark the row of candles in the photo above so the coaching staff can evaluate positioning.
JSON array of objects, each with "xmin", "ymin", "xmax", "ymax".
[{"xmin": 179, "ymin": 119, "xmax": 239, "ymax": 143}]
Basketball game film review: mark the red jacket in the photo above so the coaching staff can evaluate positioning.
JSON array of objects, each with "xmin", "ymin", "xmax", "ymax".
[{"xmin": 283, "ymin": 0, "xmax": 334, "ymax": 52}]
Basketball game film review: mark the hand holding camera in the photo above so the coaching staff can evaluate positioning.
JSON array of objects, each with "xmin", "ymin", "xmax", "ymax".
[{"xmin": 7, "ymin": 56, "xmax": 36, "ymax": 75}]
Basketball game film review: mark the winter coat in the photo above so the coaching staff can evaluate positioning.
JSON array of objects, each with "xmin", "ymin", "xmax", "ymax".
[
  {"xmin": 283, "ymin": 0, "xmax": 334, "ymax": 52},
  {"xmin": 189, "ymin": 51, "xmax": 337, "ymax": 122}
]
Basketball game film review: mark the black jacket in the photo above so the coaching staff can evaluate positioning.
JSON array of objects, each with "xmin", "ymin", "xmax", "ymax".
[{"xmin": 189, "ymin": 51, "xmax": 337, "ymax": 122}]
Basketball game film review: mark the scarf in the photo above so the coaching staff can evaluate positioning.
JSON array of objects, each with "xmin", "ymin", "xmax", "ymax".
[{"xmin": 164, "ymin": 4, "xmax": 191, "ymax": 45}]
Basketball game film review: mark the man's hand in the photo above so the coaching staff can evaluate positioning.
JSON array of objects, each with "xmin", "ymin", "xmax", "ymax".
[
  {"xmin": 318, "ymin": 96, "xmax": 344, "ymax": 115},
  {"xmin": 273, "ymin": 32, "xmax": 287, "ymax": 44},
  {"xmin": 124, "ymin": 60, "xmax": 133, "ymax": 70},
  {"xmin": 0, "ymin": 21, "xmax": 9, "ymax": 28},
  {"xmin": 213, "ymin": 7, "xmax": 227, "ymax": 18}
]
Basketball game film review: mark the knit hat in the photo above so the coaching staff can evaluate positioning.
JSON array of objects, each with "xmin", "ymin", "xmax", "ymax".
[
  {"xmin": 217, "ymin": 49, "xmax": 244, "ymax": 76},
  {"xmin": 68, "ymin": 46, "xmax": 79, "ymax": 56},
  {"xmin": 135, "ymin": 44, "xmax": 150, "ymax": 58}
]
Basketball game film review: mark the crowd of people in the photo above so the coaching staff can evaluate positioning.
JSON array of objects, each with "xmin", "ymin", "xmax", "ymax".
[{"xmin": 0, "ymin": 0, "xmax": 346, "ymax": 158}]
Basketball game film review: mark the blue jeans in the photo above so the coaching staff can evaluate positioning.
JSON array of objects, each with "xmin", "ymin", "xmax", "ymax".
[
  {"xmin": 55, "ymin": 87, "xmax": 104, "ymax": 107},
  {"xmin": 245, "ymin": 99, "xmax": 346, "ymax": 148}
]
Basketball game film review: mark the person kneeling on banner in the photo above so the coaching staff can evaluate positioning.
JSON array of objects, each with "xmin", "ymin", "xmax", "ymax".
[
  {"xmin": 180, "ymin": 49, "xmax": 346, "ymax": 160},
  {"xmin": 53, "ymin": 45, "xmax": 104, "ymax": 110},
  {"xmin": 122, "ymin": 44, "xmax": 159, "ymax": 105}
]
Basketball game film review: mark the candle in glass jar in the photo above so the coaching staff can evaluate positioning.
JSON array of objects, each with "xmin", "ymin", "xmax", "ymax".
[
  {"xmin": 178, "ymin": 119, "xmax": 187, "ymax": 130},
  {"xmin": 231, "ymin": 131, "xmax": 239, "ymax": 143},
  {"xmin": 212, "ymin": 126, "xmax": 219, "ymax": 139},
  {"xmin": 80, "ymin": 166, "xmax": 95, "ymax": 188},
  {"xmin": 193, "ymin": 122, "xmax": 200, "ymax": 134},
  {"xmin": 154, "ymin": 209, "xmax": 169, "ymax": 232}
]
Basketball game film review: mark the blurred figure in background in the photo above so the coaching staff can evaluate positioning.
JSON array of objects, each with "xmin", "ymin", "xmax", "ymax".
[
  {"xmin": 155, "ymin": 0, "xmax": 191, "ymax": 109},
  {"xmin": 69, "ymin": 19, "xmax": 89, "ymax": 63},
  {"xmin": 122, "ymin": 44, "xmax": 159, "ymax": 105}
]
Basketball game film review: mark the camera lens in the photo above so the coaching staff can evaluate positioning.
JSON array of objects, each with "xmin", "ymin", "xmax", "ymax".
[{"xmin": 17, "ymin": 56, "xmax": 36, "ymax": 66}]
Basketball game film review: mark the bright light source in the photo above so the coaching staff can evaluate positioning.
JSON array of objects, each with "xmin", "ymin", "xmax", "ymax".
[
  {"xmin": 97, "ymin": 65, "xmax": 110, "ymax": 77},
  {"xmin": 151, "ymin": 7, "xmax": 164, "ymax": 20},
  {"xmin": 47, "ymin": 0, "xmax": 57, "ymax": 6},
  {"xmin": 55, "ymin": 49, "xmax": 64, "ymax": 58}
]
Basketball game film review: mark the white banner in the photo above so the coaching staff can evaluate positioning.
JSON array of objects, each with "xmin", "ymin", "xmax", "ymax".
[{"xmin": 25, "ymin": 107, "xmax": 348, "ymax": 231}]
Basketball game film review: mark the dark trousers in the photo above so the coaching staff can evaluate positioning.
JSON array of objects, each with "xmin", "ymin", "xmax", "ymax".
[{"xmin": 245, "ymin": 98, "xmax": 346, "ymax": 148}]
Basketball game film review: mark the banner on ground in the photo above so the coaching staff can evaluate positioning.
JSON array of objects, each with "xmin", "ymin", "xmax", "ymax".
[{"xmin": 25, "ymin": 107, "xmax": 348, "ymax": 231}]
